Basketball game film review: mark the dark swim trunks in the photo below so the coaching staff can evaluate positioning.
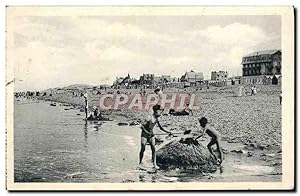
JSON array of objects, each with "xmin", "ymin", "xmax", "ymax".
[
  {"xmin": 141, "ymin": 117, "xmax": 157, "ymax": 142},
  {"xmin": 141, "ymin": 130, "xmax": 154, "ymax": 143}
]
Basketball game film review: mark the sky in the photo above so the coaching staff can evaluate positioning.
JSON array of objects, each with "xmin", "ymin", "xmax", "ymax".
[{"xmin": 11, "ymin": 15, "xmax": 281, "ymax": 91}]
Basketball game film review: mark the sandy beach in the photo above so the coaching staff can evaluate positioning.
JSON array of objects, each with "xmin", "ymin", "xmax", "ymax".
[{"xmin": 32, "ymin": 84, "xmax": 282, "ymax": 181}]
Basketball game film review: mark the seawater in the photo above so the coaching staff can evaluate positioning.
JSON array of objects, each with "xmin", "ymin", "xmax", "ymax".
[{"xmin": 14, "ymin": 99, "xmax": 278, "ymax": 183}]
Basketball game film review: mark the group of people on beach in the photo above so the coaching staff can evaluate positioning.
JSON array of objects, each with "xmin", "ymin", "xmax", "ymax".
[
  {"xmin": 138, "ymin": 88, "xmax": 223, "ymax": 170},
  {"xmin": 236, "ymin": 85, "xmax": 258, "ymax": 96},
  {"xmin": 139, "ymin": 104, "xmax": 223, "ymax": 170},
  {"xmin": 83, "ymin": 93, "xmax": 103, "ymax": 120},
  {"xmin": 83, "ymin": 87, "xmax": 223, "ymax": 170}
]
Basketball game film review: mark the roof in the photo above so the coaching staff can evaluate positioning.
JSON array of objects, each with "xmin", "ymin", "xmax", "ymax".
[
  {"xmin": 153, "ymin": 76, "xmax": 161, "ymax": 83},
  {"xmin": 245, "ymin": 49, "xmax": 281, "ymax": 57},
  {"xmin": 161, "ymin": 75, "xmax": 172, "ymax": 82},
  {"xmin": 116, "ymin": 77, "xmax": 124, "ymax": 83},
  {"xmin": 184, "ymin": 71, "xmax": 204, "ymax": 80}
]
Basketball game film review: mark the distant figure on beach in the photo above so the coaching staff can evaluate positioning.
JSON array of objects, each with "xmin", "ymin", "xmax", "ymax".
[
  {"xmin": 92, "ymin": 106, "xmax": 101, "ymax": 119},
  {"xmin": 83, "ymin": 93, "xmax": 88, "ymax": 119},
  {"xmin": 280, "ymin": 91, "xmax": 282, "ymax": 105},
  {"xmin": 195, "ymin": 117, "xmax": 224, "ymax": 165},
  {"xmin": 251, "ymin": 86, "xmax": 257, "ymax": 96},
  {"xmin": 236, "ymin": 85, "xmax": 245, "ymax": 97},
  {"xmin": 139, "ymin": 105, "xmax": 172, "ymax": 169},
  {"xmin": 169, "ymin": 103, "xmax": 193, "ymax": 116},
  {"xmin": 154, "ymin": 87, "xmax": 163, "ymax": 106}
]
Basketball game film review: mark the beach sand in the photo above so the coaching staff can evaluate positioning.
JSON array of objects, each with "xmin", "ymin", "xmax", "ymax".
[{"xmin": 36, "ymin": 84, "xmax": 282, "ymax": 180}]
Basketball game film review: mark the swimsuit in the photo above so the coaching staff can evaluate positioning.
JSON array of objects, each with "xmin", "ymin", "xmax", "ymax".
[{"xmin": 141, "ymin": 117, "xmax": 157, "ymax": 142}]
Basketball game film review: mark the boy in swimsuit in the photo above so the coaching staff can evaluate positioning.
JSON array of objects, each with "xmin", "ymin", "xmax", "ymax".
[
  {"xmin": 195, "ymin": 117, "xmax": 224, "ymax": 164},
  {"xmin": 139, "ymin": 105, "xmax": 172, "ymax": 169}
]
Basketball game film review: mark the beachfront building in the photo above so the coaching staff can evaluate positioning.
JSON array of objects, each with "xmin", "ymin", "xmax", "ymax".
[
  {"xmin": 211, "ymin": 71, "xmax": 228, "ymax": 81},
  {"xmin": 160, "ymin": 76, "xmax": 183, "ymax": 89},
  {"xmin": 112, "ymin": 74, "xmax": 132, "ymax": 89},
  {"xmin": 152, "ymin": 75, "xmax": 172, "ymax": 89},
  {"xmin": 226, "ymin": 76, "xmax": 242, "ymax": 86},
  {"xmin": 180, "ymin": 70, "xmax": 204, "ymax": 87},
  {"xmin": 241, "ymin": 49, "xmax": 281, "ymax": 85},
  {"xmin": 139, "ymin": 74, "xmax": 155, "ymax": 88}
]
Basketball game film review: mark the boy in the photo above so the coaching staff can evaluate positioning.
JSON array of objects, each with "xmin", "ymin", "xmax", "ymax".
[
  {"xmin": 139, "ymin": 105, "xmax": 172, "ymax": 169},
  {"xmin": 195, "ymin": 117, "xmax": 224, "ymax": 165}
]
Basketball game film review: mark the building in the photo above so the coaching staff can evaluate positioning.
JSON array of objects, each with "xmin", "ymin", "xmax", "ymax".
[
  {"xmin": 113, "ymin": 74, "xmax": 131, "ymax": 89},
  {"xmin": 139, "ymin": 74, "xmax": 155, "ymax": 88},
  {"xmin": 180, "ymin": 70, "xmax": 204, "ymax": 86},
  {"xmin": 241, "ymin": 75, "xmax": 281, "ymax": 85},
  {"xmin": 226, "ymin": 76, "xmax": 242, "ymax": 86},
  {"xmin": 241, "ymin": 49, "xmax": 281, "ymax": 85},
  {"xmin": 211, "ymin": 71, "xmax": 228, "ymax": 81},
  {"xmin": 242, "ymin": 49, "xmax": 281, "ymax": 76}
]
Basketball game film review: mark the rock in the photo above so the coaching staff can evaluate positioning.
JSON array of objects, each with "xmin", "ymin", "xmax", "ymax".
[
  {"xmin": 231, "ymin": 149, "xmax": 247, "ymax": 154},
  {"xmin": 247, "ymin": 152, "xmax": 253, "ymax": 157},
  {"xmin": 129, "ymin": 121, "xmax": 139, "ymax": 126},
  {"xmin": 257, "ymin": 144, "xmax": 270, "ymax": 150},
  {"xmin": 248, "ymin": 143, "xmax": 258, "ymax": 149},
  {"xmin": 260, "ymin": 153, "xmax": 266, "ymax": 157},
  {"xmin": 266, "ymin": 153, "xmax": 276, "ymax": 158},
  {"xmin": 222, "ymin": 149, "xmax": 229, "ymax": 154},
  {"xmin": 117, "ymin": 122, "xmax": 129, "ymax": 126},
  {"xmin": 155, "ymin": 137, "xmax": 164, "ymax": 145},
  {"xmin": 156, "ymin": 137, "xmax": 217, "ymax": 172}
]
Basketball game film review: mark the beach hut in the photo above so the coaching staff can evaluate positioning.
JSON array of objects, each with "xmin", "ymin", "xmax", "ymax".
[{"xmin": 235, "ymin": 85, "xmax": 246, "ymax": 97}]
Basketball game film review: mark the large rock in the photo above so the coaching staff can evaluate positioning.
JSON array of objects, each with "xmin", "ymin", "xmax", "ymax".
[{"xmin": 156, "ymin": 137, "xmax": 217, "ymax": 172}]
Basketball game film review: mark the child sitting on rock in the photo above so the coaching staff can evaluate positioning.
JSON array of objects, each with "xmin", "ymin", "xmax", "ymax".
[{"xmin": 195, "ymin": 117, "xmax": 224, "ymax": 165}]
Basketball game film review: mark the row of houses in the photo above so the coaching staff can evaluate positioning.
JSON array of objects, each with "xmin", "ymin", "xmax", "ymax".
[
  {"xmin": 207, "ymin": 74, "xmax": 281, "ymax": 87},
  {"xmin": 111, "ymin": 49, "xmax": 282, "ymax": 89},
  {"xmin": 112, "ymin": 70, "xmax": 205, "ymax": 89}
]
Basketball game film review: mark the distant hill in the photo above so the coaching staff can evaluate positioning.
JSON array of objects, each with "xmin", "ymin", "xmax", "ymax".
[{"xmin": 63, "ymin": 84, "xmax": 94, "ymax": 89}]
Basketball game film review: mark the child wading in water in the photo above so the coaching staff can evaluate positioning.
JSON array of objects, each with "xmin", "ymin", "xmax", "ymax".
[
  {"xmin": 139, "ymin": 105, "xmax": 172, "ymax": 169},
  {"xmin": 195, "ymin": 117, "xmax": 224, "ymax": 165}
]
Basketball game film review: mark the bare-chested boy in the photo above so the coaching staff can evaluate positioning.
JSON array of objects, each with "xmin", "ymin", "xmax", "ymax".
[
  {"xmin": 139, "ymin": 105, "xmax": 172, "ymax": 169},
  {"xmin": 195, "ymin": 117, "xmax": 224, "ymax": 165}
]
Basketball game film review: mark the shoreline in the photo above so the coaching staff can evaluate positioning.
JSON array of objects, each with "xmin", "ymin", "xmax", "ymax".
[
  {"xmin": 14, "ymin": 97, "xmax": 282, "ymax": 182},
  {"xmin": 19, "ymin": 85, "xmax": 282, "ymax": 175}
]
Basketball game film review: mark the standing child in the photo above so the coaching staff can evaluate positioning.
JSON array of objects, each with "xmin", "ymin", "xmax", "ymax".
[
  {"xmin": 139, "ymin": 105, "xmax": 172, "ymax": 169},
  {"xmin": 195, "ymin": 117, "xmax": 224, "ymax": 165},
  {"xmin": 83, "ymin": 93, "xmax": 88, "ymax": 119}
]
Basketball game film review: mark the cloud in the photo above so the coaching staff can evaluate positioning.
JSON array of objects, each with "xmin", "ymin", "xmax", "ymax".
[
  {"xmin": 186, "ymin": 23, "xmax": 272, "ymax": 48},
  {"xmin": 11, "ymin": 16, "xmax": 281, "ymax": 91}
]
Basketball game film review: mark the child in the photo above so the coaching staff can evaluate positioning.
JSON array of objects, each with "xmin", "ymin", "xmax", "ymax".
[
  {"xmin": 195, "ymin": 117, "xmax": 224, "ymax": 164},
  {"xmin": 139, "ymin": 105, "xmax": 172, "ymax": 169},
  {"xmin": 169, "ymin": 103, "xmax": 193, "ymax": 116}
]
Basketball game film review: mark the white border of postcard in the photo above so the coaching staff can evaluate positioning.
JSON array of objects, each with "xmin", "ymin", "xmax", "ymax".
[{"xmin": 6, "ymin": 6, "xmax": 294, "ymax": 190}]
